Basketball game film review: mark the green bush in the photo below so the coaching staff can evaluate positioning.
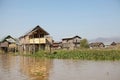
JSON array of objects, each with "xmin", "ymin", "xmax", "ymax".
[
  {"xmin": 23, "ymin": 49, "xmax": 120, "ymax": 60},
  {"xmin": 80, "ymin": 39, "xmax": 89, "ymax": 48}
]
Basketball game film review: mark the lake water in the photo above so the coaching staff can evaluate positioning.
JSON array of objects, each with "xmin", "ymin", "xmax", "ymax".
[{"xmin": 0, "ymin": 54, "xmax": 120, "ymax": 80}]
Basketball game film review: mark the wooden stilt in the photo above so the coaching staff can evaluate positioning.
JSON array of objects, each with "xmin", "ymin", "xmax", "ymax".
[
  {"xmin": 39, "ymin": 34, "xmax": 40, "ymax": 51},
  {"xmin": 33, "ymin": 34, "xmax": 35, "ymax": 54}
]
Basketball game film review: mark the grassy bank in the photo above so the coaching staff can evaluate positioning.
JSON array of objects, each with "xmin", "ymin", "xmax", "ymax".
[{"xmin": 23, "ymin": 49, "xmax": 120, "ymax": 60}]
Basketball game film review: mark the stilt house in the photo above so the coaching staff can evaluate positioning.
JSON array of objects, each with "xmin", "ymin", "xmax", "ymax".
[
  {"xmin": 62, "ymin": 35, "xmax": 82, "ymax": 50},
  {"xmin": 0, "ymin": 35, "xmax": 18, "ymax": 52},
  {"xmin": 19, "ymin": 25, "xmax": 52, "ymax": 53},
  {"xmin": 89, "ymin": 42, "xmax": 105, "ymax": 49}
]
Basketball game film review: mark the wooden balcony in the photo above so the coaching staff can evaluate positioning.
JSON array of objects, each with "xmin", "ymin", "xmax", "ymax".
[{"xmin": 29, "ymin": 38, "xmax": 46, "ymax": 44}]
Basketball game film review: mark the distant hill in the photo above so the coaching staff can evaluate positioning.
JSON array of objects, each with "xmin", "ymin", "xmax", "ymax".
[{"xmin": 89, "ymin": 37, "xmax": 120, "ymax": 45}]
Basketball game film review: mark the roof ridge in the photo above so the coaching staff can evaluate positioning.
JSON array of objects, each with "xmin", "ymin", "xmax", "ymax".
[
  {"xmin": 62, "ymin": 35, "xmax": 81, "ymax": 40},
  {"xmin": 19, "ymin": 25, "xmax": 49, "ymax": 38}
]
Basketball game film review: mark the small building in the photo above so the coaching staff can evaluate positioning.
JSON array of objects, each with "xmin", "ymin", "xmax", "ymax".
[
  {"xmin": 89, "ymin": 42, "xmax": 105, "ymax": 49},
  {"xmin": 19, "ymin": 25, "xmax": 52, "ymax": 53},
  {"xmin": 0, "ymin": 35, "xmax": 18, "ymax": 52},
  {"xmin": 108, "ymin": 42, "xmax": 120, "ymax": 49},
  {"xmin": 62, "ymin": 35, "xmax": 82, "ymax": 50},
  {"xmin": 111, "ymin": 42, "xmax": 117, "ymax": 46},
  {"xmin": 52, "ymin": 42, "xmax": 62, "ymax": 50}
]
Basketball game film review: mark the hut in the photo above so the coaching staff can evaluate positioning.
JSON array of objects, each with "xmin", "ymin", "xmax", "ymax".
[
  {"xmin": 89, "ymin": 42, "xmax": 105, "ymax": 49},
  {"xmin": 19, "ymin": 25, "xmax": 52, "ymax": 53},
  {"xmin": 52, "ymin": 42, "xmax": 62, "ymax": 50},
  {"xmin": 62, "ymin": 35, "xmax": 82, "ymax": 50},
  {"xmin": 111, "ymin": 42, "xmax": 117, "ymax": 46},
  {"xmin": 0, "ymin": 35, "xmax": 18, "ymax": 52},
  {"xmin": 108, "ymin": 42, "xmax": 120, "ymax": 49}
]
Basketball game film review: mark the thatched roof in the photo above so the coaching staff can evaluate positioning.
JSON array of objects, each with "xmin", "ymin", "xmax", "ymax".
[
  {"xmin": 111, "ymin": 42, "xmax": 116, "ymax": 46},
  {"xmin": 89, "ymin": 42, "xmax": 105, "ymax": 47},
  {"xmin": 1, "ymin": 35, "xmax": 16, "ymax": 43},
  {"xmin": 0, "ymin": 35, "xmax": 17, "ymax": 47},
  {"xmin": 19, "ymin": 25, "xmax": 49, "ymax": 39},
  {"xmin": 62, "ymin": 35, "xmax": 81, "ymax": 40}
]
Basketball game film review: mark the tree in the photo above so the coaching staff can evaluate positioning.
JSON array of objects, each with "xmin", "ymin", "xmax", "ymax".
[{"xmin": 80, "ymin": 38, "xmax": 89, "ymax": 48}]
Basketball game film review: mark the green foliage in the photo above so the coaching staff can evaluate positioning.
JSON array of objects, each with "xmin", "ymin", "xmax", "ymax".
[
  {"xmin": 24, "ymin": 49, "xmax": 120, "ymax": 60},
  {"xmin": 80, "ymin": 39, "xmax": 89, "ymax": 48}
]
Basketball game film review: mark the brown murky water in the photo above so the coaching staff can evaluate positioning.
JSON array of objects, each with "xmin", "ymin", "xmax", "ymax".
[{"xmin": 0, "ymin": 54, "xmax": 120, "ymax": 80}]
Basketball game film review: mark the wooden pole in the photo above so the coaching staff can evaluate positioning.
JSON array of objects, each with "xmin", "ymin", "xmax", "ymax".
[
  {"xmin": 33, "ymin": 33, "xmax": 35, "ymax": 54},
  {"xmin": 50, "ymin": 44, "xmax": 51, "ymax": 54},
  {"xmin": 39, "ymin": 34, "xmax": 40, "ymax": 51}
]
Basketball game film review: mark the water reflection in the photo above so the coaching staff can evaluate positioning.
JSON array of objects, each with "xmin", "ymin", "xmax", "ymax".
[
  {"xmin": 0, "ymin": 54, "xmax": 120, "ymax": 80},
  {"xmin": 20, "ymin": 57, "xmax": 53, "ymax": 80},
  {"xmin": 0, "ymin": 54, "xmax": 27, "ymax": 80},
  {"xmin": 0, "ymin": 54, "xmax": 12, "ymax": 71},
  {"xmin": 0, "ymin": 54, "xmax": 53, "ymax": 80},
  {"xmin": 49, "ymin": 59, "xmax": 120, "ymax": 80}
]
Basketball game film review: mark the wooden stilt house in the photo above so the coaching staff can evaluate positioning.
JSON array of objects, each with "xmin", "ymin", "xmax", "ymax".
[
  {"xmin": 0, "ymin": 35, "xmax": 18, "ymax": 53},
  {"xmin": 62, "ymin": 35, "xmax": 82, "ymax": 50},
  {"xmin": 19, "ymin": 25, "xmax": 52, "ymax": 53}
]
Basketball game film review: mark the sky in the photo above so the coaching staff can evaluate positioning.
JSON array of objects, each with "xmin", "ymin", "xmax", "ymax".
[{"xmin": 0, "ymin": 0, "xmax": 120, "ymax": 41}]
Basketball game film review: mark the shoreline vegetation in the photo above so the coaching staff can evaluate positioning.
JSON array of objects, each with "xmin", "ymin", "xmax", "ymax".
[
  {"xmin": 1, "ymin": 49, "xmax": 120, "ymax": 60},
  {"xmin": 14, "ymin": 49, "xmax": 120, "ymax": 60}
]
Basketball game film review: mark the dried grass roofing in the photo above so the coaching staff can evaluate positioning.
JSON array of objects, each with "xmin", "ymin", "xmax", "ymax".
[
  {"xmin": 89, "ymin": 42, "xmax": 105, "ymax": 46},
  {"xmin": 19, "ymin": 25, "xmax": 49, "ymax": 39},
  {"xmin": 62, "ymin": 35, "xmax": 81, "ymax": 40},
  {"xmin": 0, "ymin": 35, "xmax": 16, "ymax": 43}
]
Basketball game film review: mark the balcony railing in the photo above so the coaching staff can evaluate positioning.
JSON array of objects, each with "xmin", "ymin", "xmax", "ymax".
[{"xmin": 29, "ymin": 38, "xmax": 46, "ymax": 44}]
